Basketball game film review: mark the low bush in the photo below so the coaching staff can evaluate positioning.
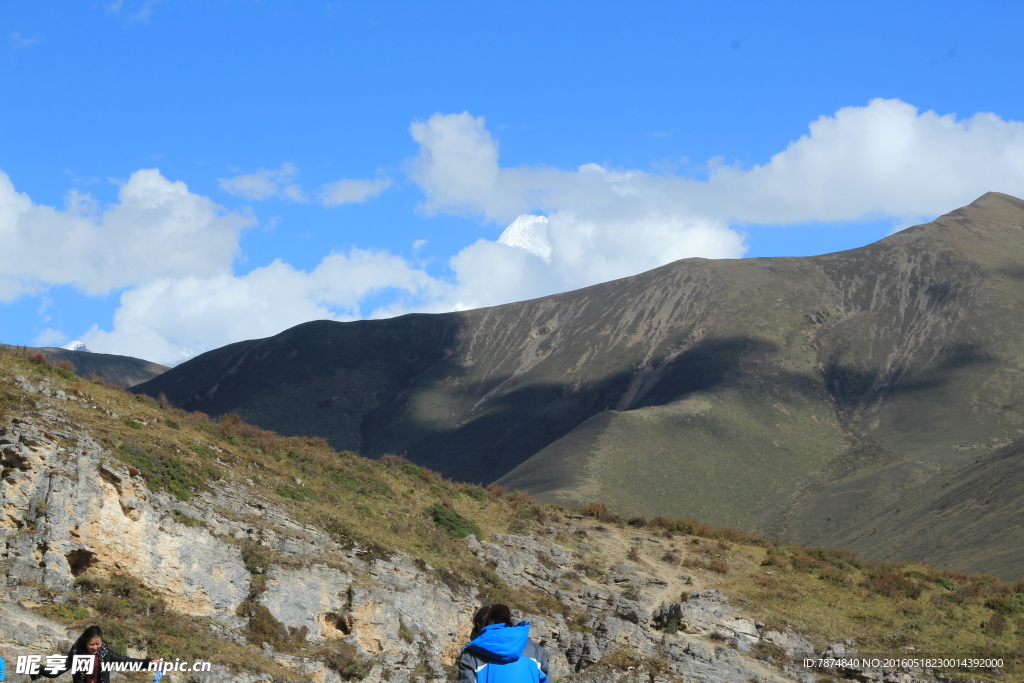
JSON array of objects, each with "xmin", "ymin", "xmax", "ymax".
[
  {"xmin": 428, "ymin": 504, "xmax": 482, "ymax": 539},
  {"xmin": 865, "ymin": 564, "xmax": 922, "ymax": 600},
  {"xmin": 323, "ymin": 642, "xmax": 367, "ymax": 680},
  {"xmin": 276, "ymin": 484, "xmax": 317, "ymax": 501},
  {"xmin": 116, "ymin": 442, "xmax": 198, "ymax": 501}
]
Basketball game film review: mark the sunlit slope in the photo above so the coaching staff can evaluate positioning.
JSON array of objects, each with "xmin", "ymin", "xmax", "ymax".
[
  {"xmin": 500, "ymin": 192, "xmax": 1024, "ymax": 574},
  {"xmin": 139, "ymin": 193, "xmax": 1024, "ymax": 576}
]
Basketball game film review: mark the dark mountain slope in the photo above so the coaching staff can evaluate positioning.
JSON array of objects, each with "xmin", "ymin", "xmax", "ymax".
[
  {"xmin": 831, "ymin": 435, "xmax": 1024, "ymax": 577},
  {"xmin": 2, "ymin": 345, "xmax": 169, "ymax": 387},
  {"xmin": 137, "ymin": 192, "xmax": 1024, "ymax": 577}
]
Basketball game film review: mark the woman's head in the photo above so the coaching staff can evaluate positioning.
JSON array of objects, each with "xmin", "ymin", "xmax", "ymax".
[
  {"xmin": 75, "ymin": 626, "xmax": 103, "ymax": 655},
  {"xmin": 471, "ymin": 604, "xmax": 514, "ymax": 637}
]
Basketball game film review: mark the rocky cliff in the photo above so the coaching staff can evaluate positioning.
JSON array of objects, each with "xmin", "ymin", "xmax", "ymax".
[{"xmin": 2, "ymin": 357, "xmax": 1017, "ymax": 683}]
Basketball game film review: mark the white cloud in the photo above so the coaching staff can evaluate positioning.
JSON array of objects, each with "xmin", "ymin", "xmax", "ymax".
[
  {"xmin": 82, "ymin": 250, "xmax": 445, "ymax": 364},
  {"xmin": 401, "ymin": 100, "xmax": 1024, "ymax": 312},
  {"xmin": 219, "ymin": 163, "xmax": 307, "ymax": 202},
  {"xmin": 320, "ymin": 177, "xmax": 392, "ymax": 207},
  {"xmin": 0, "ymin": 168, "xmax": 253, "ymax": 301},
  {"xmin": 105, "ymin": 0, "xmax": 159, "ymax": 23},
  {"xmin": 406, "ymin": 112, "xmax": 749, "ymax": 312},
  {"xmin": 699, "ymin": 98, "xmax": 1024, "ymax": 223},
  {"xmin": 411, "ymin": 101, "xmax": 1024, "ymax": 229},
  {"xmin": 12, "ymin": 98, "xmax": 1024, "ymax": 365},
  {"xmin": 34, "ymin": 328, "xmax": 68, "ymax": 347},
  {"xmin": 10, "ymin": 33, "xmax": 37, "ymax": 48}
]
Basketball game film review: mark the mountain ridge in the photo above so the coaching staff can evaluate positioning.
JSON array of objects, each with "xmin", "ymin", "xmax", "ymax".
[{"xmin": 136, "ymin": 192, "xmax": 1024, "ymax": 577}]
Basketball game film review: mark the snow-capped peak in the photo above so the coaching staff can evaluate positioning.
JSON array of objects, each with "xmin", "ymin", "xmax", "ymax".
[
  {"xmin": 61, "ymin": 341, "xmax": 91, "ymax": 352},
  {"xmin": 498, "ymin": 215, "xmax": 552, "ymax": 262}
]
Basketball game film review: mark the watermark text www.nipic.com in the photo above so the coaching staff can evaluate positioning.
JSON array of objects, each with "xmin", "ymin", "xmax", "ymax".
[{"xmin": 15, "ymin": 655, "xmax": 213, "ymax": 675}]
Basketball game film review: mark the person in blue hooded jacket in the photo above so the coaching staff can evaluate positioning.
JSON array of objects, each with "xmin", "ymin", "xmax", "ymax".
[{"xmin": 458, "ymin": 605, "xmax": 549, "ymax": 683}]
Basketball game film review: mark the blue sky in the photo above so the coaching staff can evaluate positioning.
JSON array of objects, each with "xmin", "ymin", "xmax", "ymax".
[{"xmin": 3, "ymin": 1, "xmax": 1024, "ymax": 364}]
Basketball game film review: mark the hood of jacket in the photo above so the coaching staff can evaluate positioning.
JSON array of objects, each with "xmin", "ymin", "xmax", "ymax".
[{"xmin": 463, "ymin": 623, "xmax": 531, "ymax": 663}]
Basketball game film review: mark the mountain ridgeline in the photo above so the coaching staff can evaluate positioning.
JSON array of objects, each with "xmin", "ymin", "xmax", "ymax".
[
  {"xmin": 137, "ymin": 192, "xmax": 1024, "ymax": 579},
  {"xmin": 0, "ymin": 345, "xmax": 169, "ymax": 388}
]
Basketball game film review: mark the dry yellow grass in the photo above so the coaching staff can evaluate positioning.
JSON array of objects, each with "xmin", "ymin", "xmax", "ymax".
[{"xmin": 3, "ymin": 345, "xmax": 1022, "ymax": 680}]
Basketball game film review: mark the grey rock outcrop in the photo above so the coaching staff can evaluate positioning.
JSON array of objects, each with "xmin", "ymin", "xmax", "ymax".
[{"xmin": 1, "ymin": 384, "xmax": 939, "ymax": 683}]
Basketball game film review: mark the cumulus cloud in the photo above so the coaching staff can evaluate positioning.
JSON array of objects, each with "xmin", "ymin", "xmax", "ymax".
[
  {"xmin": 411, "ymin": 100, "xmax": 1024, "ymax": 228},
  {"xmin": 407, "ymin": 112, "xmax": 748, "ymax": 311},
  {"xmin": 700, "ymin": 99, "xmax": 1024, "ymax": 223},
  {"xmin": 219, "ymin": 163, "xmax": 307, "ymax": 202},
  {"xmin": 33, "ymin": 328, "xmax": 68, "ymax": 347},
  {"xmin": 12, "ymin": 98, "xmax": 1024, "ymax": 365},
  {"xmin": 81, "ymin": 249, "xmax": 445, "ymax": 364},
  {"xmin": 0, "ymin": 168, "xmax": 253, "ymax": 301},
  {"xmin": 403, "ymin": 99, "xmax": 1024, "ymax": 311},
  {"xmin": 320, "ymin": 177, "xmax": 392, "ymax": 207}
]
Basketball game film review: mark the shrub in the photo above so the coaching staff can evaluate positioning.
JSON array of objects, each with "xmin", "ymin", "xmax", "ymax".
[
  {"xmin": 760, "ymin": 552, "xmax": 789, "ymax": 569},
  {"xmin": 54, "ymin": 361, "xmax": 76, "ymax": 381},
  {"xmin": 790, "ymin": 552, "xmax": 820, "ymax": 572},
  {"xmin": 116, "ymin": 442, "xmax": 196, "ymax": 501},
  {"xmin": 706, "ymin": 558, "xmax": 730, "ymax": 574},
  {"xmin": 276, "ymin": 484, "xmax": 317, "ymax": 501},
  {"xmin": 485, "ymin": 483, "xmax": 505, "ymax": 499},
  {"xmin": 627, "ymin": 516, "xmax": 647, "ymax": 527},
  {"xmin": 507, "ymin": 490, "xmax": 532, "ymax": 508},
  {"xmin": 681, "ymin": 557, "xmax": 729, "ymax": 574},
  {"xmin": 48, "ymin": 603, "xmax": 90, "ymax": 620},
  {"xmin": 984, "ymin": 595, "xmax": 1023, "ymax": 615},
  {"xmin": 986, "ymin": 614, "xmax": 1008, "ymax": 636},
  {"xmin": 172, "ymin": 509, "xmax": 200, "ymax": 527},
  {"xmin": 649, "ymin": 515, "xmax": 672, "ymax": 528},
  {"xmin": 462, "ymin": 485, "xmax": 487, "ymax": 501},
  {"xmin": 330, "ymin": 469, "xmax": 394, "ymax": 497},
  {"xmin": 866, "ymin": 565, "xmax": 922, "ymax": 600},
  {"xmin": 324, "ymin": 643, "xmax": 367, "ymax": 680},
  {"xmin": 583, "ymin": 502, "xmax": 608, "ymax": 518},
  {"xmin": 123, "ymin": 418, "xmax": 143, "ymax": 430},
  {"xmin": 28, "ymin": 352, "xmax": 48, "ymax": 366},
  {"xmin": 819, "ymin": 564, "xmax": 853, "ymax": 587},
  {"xmin": 134, "ymin": 394, "xmax": 156, "ymax": 407},
  {"xmin": 428, "ymin": 504, "xmax": 482, "ymax": 539},
  {"xmin": 626, "ymin": 545, "xmax": 642, "ymax": 562},
  {"xmin": 240, "ymin": 542, "xmax": 272, "ymax": 575},
  {"xmin": 755, "ymin": 641, "xmax": 787, "ymax": 663}
]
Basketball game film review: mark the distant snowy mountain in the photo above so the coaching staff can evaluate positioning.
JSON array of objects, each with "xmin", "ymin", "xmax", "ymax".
[
  {"xmin": 498, "ymin": 215, "xmax": 551, "ymax": 262},
  {"xmin": 61, "ymin": 341, "xmax": 91, "ymax": 352}
]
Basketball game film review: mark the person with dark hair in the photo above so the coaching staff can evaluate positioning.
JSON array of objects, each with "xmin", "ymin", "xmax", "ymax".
[
  {"xmin": 458, "ymin": 605, "xmax": 549, "ymax": 683},
  {"xmin": 30, "ymin": 626, "xmax": 157, "ymax": 683}
]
